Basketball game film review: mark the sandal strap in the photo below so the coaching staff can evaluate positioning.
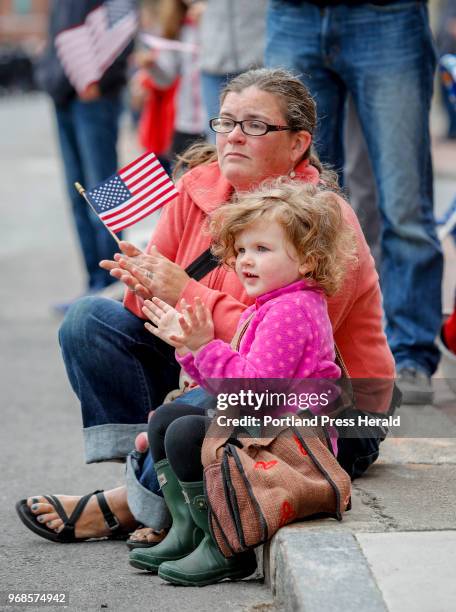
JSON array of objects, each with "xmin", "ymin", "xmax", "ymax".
[
  {"xmin": 58, "ymin": 491, "xmax": 97, "ymax": 539},
  {"xmin": 41, "ymin": 490, "xmax": 121, "ymax": 539},
  {"xmin": 44, "ymin": 495, "xmax": 69, "ymax": 524},
  {"xmin": 95, "ymin": 490, "xmax": 120, "ymax": 531}
]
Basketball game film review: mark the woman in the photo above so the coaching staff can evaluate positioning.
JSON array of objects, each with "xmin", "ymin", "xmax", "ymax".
[{"xmin": 16, "ymin": 68, "xmax": 395, "ymax": 547}]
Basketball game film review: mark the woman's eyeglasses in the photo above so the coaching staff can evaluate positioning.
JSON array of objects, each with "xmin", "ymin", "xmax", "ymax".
[{"xmin": 209, "ymin": 117, "xmax": 292, "ymax": 136}]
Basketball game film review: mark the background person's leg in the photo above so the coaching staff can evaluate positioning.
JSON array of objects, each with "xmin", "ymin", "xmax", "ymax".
[
  {"xmin": 265, "ymin": 2, "xmax": 346, "ymax": 175},
  {"xmin": 342, "ymin": 3, "xmax": 442, "ymax": 386},
  {"xmin": 200, "ymin": 71, "xmax": 240, "ymax": 143},
  {"xmin": 73, "ymin": 96, "xmax": 123, "ymax": 290},
  {"xmin": 59, "ymin": 296, "xmax": 180, "ymax": 462},
  {"xmin": 55, "ymin": 102, "xmax": 101, "ymax": 292},
  {"xmin": 344, "ymin": 96, "xmax": 381, "ymax": 267}
]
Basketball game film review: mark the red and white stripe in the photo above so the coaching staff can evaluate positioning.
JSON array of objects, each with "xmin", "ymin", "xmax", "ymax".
[
  {"xmin": 100, "ymin": 152, "xmax": 179, "ymax": 233},
  {"xmin": 55, "ymin": 4, "xmax": 137, "ymax": 94}
]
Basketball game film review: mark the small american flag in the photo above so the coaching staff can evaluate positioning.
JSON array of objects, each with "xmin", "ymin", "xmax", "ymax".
[
  {"xmin": 55, "ymin": 0, "xmax": 138, "ymax": 94},
  {"xmin": 86, "ymin": 152, "xmax": 179, "ymax": 233}
]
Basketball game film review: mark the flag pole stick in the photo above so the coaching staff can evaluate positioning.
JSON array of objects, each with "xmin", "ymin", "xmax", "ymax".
[{"xmin": 74, "ymin": 182, "xmax": 121, "ymax": 246}]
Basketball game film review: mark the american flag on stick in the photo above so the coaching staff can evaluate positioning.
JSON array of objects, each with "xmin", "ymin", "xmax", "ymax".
[
  {"xmin": 84, "ymin": 152, "xmax": 179, "ymax": 234},
  {"xmin": 55, "ymin": 0, "xmax": 138, "ymax": 94}
]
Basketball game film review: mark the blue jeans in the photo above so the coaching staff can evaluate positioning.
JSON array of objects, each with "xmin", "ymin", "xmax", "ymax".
[
  {"xmin": 55, "ymin": 96, "xmax": 123, "ymax": 290},
  {"xmin": 200, "ymin": 71, "xmax": 241, "ymax": 142},
  {"xmin": 266, "ymin": 1, "xmax": 443, "ymax": 375},
  {"xmin": 59, "ymin": 296, "xmax": 182, "ymax": 462}
]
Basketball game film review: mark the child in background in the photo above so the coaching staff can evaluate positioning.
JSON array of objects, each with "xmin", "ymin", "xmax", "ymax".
[{"xmin": 132, "ymin": 0, "xmax": 206, "ymax": 169}]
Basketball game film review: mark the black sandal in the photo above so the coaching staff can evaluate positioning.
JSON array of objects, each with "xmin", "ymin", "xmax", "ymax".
[{"xmin": 15, "ymin": 490, "xmax": 130, "ymax": 543}]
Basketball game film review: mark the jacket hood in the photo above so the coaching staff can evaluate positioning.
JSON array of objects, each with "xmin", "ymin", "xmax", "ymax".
[{"xmin": 179, "ymin": 159, "xmax": 321, "ymax": 215}]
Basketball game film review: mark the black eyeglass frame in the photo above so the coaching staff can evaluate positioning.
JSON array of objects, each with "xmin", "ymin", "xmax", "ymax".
[{"xmin": 209, "ymin": 117, "xmax": 293, "ymax": 136}]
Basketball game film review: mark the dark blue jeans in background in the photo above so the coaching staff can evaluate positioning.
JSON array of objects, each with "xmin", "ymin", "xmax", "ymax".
[
  {"xmin": 266, "ymin": 1, "xmax": 443, "ymax": 376},
  {"xmin": 55, "ymin": 95, "xmax": 123, "ymax": 291}
]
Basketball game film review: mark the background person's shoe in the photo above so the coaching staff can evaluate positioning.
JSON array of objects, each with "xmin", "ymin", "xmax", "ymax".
[
  {"xmin": 436, "ymin": 331, "xmax": 456, "ymax": 394},
  {"xmin": 51, "ymin": 283, "xmax": 123, "ymax": 316},
  {"xmin": 397, "ymin": 367, "xmax": 434, "ymax": 405}
]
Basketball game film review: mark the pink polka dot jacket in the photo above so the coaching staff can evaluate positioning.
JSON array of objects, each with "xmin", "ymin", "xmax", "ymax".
[{"xmin": 177, "ymin": 279, "xmax": 341, "ymax": 384}]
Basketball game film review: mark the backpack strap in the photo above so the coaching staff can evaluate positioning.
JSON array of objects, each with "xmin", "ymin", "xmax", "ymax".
[
  {"xmin": 230, "ymin": 312, "xmax": 255, "ymax": 351},
  {"xmin": 185, "ymin": 247, "xmax": 219, "ymax": 281}
]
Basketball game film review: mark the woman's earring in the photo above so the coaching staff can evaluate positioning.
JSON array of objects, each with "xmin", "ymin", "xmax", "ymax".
[{"xmin": 289, "ymin": 169, "xmax": 296, "ymax": 179}]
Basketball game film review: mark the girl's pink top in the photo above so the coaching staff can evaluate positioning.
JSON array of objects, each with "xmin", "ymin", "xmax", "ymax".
[
  {"xmin": 177, "ymin": 279, "xmax": 341, "ymax": 454},
  {"xmin": 177, "ymin": 279, "xmax": 340, "ymax": 383}
]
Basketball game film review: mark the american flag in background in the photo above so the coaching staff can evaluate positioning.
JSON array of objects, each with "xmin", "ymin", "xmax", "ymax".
[
  {"xmin": 55, "ymin": 0, "xmax": 137, "ymax": 94},
  {"xmin": 86, "ymin": 152, "xmax": 179, "ymax": 233}
]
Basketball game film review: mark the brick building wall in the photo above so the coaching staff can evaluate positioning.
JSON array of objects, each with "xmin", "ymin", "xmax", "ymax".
[{"xmin": 0, "ymin": 0, "xmax": 50, "ymax": 46}]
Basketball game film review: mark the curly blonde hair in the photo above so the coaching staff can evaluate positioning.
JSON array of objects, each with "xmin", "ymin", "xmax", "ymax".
[{"xmin": 209, "ymin": 180, "xmax": 356, "ymax": 296}]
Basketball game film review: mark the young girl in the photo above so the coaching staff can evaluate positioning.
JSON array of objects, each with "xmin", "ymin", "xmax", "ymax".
[
  {"xmin": 128, "ymin": 180, "xmax": 355, "ymax": 585},
  {"xmin": 145, "ymin": 179, "xmax": 354, "ymax": 386}
]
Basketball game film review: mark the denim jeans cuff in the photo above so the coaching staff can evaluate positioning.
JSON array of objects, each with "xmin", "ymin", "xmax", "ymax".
[
  {"xmin": 83, "ymin": 424, "xmax": 147, "ymax": 463},
  {"xmin": 126, "ymin": 451, "xmax": 171, "ymax": 529}
]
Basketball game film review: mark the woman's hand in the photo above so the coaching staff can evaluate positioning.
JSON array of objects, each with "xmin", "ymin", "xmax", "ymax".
[
  {"xmin": 177, "ymin": 297, "xmax": 215, "ymax": 353},
  {"xmin": 99, "ymin": 240, "xmax": 151, "ymax": 297},
  {"xmin": 143, "ymin": 297, "xmax": 187, "ymax": 349},
  {"xmin": 100, "ymin": 242, "xmax": 190, "ymax": 305}
]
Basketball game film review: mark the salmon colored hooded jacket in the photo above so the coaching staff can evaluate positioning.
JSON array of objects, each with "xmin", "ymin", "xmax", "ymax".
[{"xmin": 124, "ymin": 158, "xmax": 395, "ymax": 386}]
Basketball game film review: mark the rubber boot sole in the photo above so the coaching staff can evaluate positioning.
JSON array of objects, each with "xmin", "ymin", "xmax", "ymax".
[
  {"xmin": 129, "ymin": 557, "xmax": 160, "ymax": 573},
  {"xmin": 129, "ymin": 544, "xmax": 202, "ymax": 573},
  {"xmin": 158, "ymin": 558, "xmax": 257, "ymax": 586}
]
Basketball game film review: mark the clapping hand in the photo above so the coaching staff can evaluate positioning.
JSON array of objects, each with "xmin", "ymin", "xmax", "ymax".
[
  {"xmin": 175, "ymin": 296, "xmax": 215, "ymax": 352},
  {"xmin": 143, "ymin": 296, "xmax": 215, "ymax": 354},
  {"xmin": 100, "ymin": 242, "xmax": 189, "ymax": 305},
  {"xmin": 143, "ymin": 297, "xmax": 186, "ymax": 348}
]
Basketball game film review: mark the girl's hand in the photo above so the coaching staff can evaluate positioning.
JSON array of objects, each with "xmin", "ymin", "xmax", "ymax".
[
  {"xmin": 134, "ymin": 49, "xmax": 159, "ymax": 69},
  {"xmin": 143, "ymin": 297, "xmax": 186, "ymax": 348},
  {"xmin": 178, "ymin": 297, "xmax": 215, "ymax": 352}
]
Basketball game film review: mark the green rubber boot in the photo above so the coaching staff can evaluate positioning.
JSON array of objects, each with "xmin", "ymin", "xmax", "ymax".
[
  {"xmin": 158, "ymin": 480, "xmax": 257, "ymax": 586},
  {"xmin": 129, "ymin": 460, "xmax": 203, "ymax": 573}
]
